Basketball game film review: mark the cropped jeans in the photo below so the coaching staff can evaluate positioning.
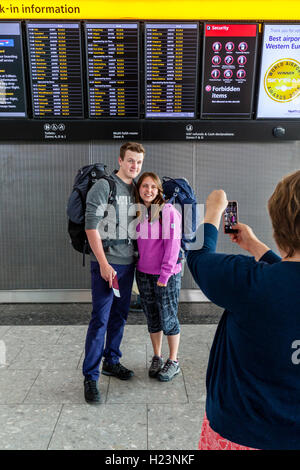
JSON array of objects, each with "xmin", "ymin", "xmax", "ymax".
[{"xmin": 136, "ymin": 270, "xmax": 181, "ymax": 336}]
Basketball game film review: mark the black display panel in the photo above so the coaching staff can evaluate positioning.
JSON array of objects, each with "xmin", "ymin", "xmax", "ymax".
[
  {"xmin": 26, "ymin": 22, "xmax": 84, "ymax": 118},
  {"xmin": 201, "ymin": 23, "xmax": 258, "ymax": 118},
  {"xmin": 145, "ymin": 22, "xmax": 199, "ymax": 118},
  {"xmin": 85, "ymin": 22, "xmax": 139, "ymax": 118},
  {"xmin": 0, "ymin": 22, "xmax": 27, "ymax": 117}
]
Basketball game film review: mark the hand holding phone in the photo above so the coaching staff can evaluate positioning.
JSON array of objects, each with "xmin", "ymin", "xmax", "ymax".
[{"xmin": 224, "ymin": 201, "xmax": 238, "ymax": 234}]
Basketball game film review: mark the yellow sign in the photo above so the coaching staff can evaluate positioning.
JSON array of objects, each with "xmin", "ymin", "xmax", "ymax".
[
  {"xmin": 264, "ymin": 58, "xmax": 300, "ymax": 102},
  {"xmin": 0, "ymin": 0, "xmax": 299, "ymax": 20}
]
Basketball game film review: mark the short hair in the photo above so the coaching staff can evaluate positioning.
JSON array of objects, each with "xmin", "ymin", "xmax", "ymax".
[
  {"xmin": 119, "ymin": 142, "xmax": 145, "ymax": 160},
  {"xmin": 268, "ymin": 170, "xmax": 300, "ymax": 257}
]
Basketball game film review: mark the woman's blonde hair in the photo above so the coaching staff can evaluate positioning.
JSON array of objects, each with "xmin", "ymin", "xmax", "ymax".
[
  {"xmin": 268, "ymin": 169, "xmax": 300, "ymax": 257},
  {"xmin": 136, "ymin": 172, "xmax": 165, "ymax": 221}
]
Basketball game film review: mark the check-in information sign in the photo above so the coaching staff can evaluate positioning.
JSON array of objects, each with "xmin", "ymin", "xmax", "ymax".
[
  {"xmin": 257, "ymin": 24, "xmax": 300, "ymax": 118},
  {"xmin": 201, "ymin": 23, "xmax": 258, "ymax": 118}
]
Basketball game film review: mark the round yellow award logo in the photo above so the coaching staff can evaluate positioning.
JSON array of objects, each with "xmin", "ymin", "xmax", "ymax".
[{"xmin": 264, "ymin": 58, "xmax": 300, "ymax": 102}]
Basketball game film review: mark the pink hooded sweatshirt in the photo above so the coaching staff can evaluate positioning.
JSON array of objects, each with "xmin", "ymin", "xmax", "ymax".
[{"xmin": 136, "ymin": 203, "xmax": 182, "ymax": 285}]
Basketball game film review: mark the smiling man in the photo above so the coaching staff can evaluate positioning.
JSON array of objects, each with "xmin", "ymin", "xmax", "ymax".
[{"xmin": 82, "ymin": 142, "xmax": 145, "ymax": 404}]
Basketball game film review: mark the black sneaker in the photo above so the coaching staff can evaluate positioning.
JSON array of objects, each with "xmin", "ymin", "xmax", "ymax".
[
  {"xmin": 149, "ymin": 355, "xmax": 164, "ymax": 378},
  {"xmin": 102, "ymin": 361, "xmax": 134, "ymax": 380},
  {"xmin": 84, "ymin": 379, "xmax": 101, "ymax": 404}
]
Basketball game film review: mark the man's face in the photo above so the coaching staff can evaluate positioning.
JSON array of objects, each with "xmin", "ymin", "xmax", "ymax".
[{"xmin": 118, "ymin": 150, "xmax": 144, "ymax": 180}]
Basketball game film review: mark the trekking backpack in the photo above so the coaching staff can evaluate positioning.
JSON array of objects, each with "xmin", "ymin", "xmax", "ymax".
[
  {"xmin": 67, "ymin": 163, "xmax": 116, "ymax": 265},
  {"xmin": 162, "ymin": 176, "xmax": 198, "ymax": 257}
]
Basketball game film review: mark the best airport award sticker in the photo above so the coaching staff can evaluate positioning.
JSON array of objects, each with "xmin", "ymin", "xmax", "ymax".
[{"xmin": 264, "ymin": 58, "xmax": 300, "ymax": 102}]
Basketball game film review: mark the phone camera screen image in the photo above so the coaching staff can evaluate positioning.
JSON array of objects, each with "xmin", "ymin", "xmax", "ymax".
[{"xmin": 224, "ymin": 201, "xmax": 238, "ymax": 233}]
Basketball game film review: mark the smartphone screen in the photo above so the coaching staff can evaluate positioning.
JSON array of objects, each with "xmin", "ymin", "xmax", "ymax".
[{"xmin": 224, "ymin": 201, "xmax": 238, "ymax": 233}]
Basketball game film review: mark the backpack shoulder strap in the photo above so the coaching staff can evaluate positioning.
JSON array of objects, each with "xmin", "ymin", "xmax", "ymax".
[{"xmin": 100, "ymin": 175, "xmax": 117, "ymax": 204}]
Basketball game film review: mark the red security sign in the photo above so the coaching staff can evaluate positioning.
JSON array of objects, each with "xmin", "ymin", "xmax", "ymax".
[{"xmin": 201, "ymin": 23, "xmax": 259, "ymax": 118}]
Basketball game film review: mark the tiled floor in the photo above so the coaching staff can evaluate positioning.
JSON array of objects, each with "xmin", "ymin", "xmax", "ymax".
[{"xmin": 0, "ymin": 324, "xmax": 217, "ymax": 450}]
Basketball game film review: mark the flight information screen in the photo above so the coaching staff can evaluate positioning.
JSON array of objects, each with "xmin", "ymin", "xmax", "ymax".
[
  {"xmin": 26, "ymin": 22, "xmax": 84, "ymax": 118},
  {"xmin": 85, "ymin": 22, "xmax": 139, "ymax": 118},
  {"xmin": 0, "ymin": 22, "xmax": 27, "ymax": 117},
  {"xmin": 145, "ymin": 22, "xmax": 199, "ymax": 118},
  {"xmin": 201, "ymin": 23, "xmax": 258, "ymax": 118}
]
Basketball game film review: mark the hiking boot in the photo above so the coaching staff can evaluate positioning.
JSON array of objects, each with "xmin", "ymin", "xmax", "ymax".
[
  {"xmin": 157, "ymin": 359, "xmax": 180, "ymax": 382},
  {"xmin": 84, "ymin": 379, "xmax": 101, "ymax": 404},
  {"xmin": 102, "ymin": 361, "xmax": 134, "ymax": 380},
  {"xmin": 149, "ymin": 355, "xmax": 164, "ymax": 378}
]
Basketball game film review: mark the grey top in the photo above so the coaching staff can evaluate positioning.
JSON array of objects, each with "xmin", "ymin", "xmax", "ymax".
[{"xmin": 85, "ymin": 172, "xmax": 136, "ymax": 265}]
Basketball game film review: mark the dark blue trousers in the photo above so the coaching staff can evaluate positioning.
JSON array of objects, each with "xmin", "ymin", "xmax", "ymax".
[{"xmin": 82, "ymin": 261, "xmax": 135, "ymax": 381}]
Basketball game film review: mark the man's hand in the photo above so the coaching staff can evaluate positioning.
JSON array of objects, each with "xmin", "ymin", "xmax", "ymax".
[
  {"xmin": 229, "ymin": 222, "xmax": 270, "ymax": 260},
  {"xmin": 100, "ymin": 263, "xmax": 116, "ymax": 288}
]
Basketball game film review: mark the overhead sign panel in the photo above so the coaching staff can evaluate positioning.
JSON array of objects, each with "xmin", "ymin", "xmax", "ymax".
[
  {"xmin": 145, "ymin": 22, "xmax": 199, "ymax": 118},
  {"xmin": 0, "ymin": 22, "xmax": 27, "ymax": 117},
  {"xmin": 201, "ymin": 23, "xmax": 258, "ymax": 118},
  {"xmin": 85, "ymin": 22, "xmax": 140, "ymax": 118},
  {"xmin": 257, "ymin": 24, "xmax": 300, "ymax": 118},
  {"xmin": 26, "ymin": 22, "xmax": 84, "ymax": 118}
]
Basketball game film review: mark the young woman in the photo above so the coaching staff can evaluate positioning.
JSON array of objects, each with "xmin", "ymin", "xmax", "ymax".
[
  {"xmin": 187, "ymin": 170, "xmax": 300, "ymax": 450},
  {"xmin": 135, "ymin": 172, "xmax": 182, "ymax": 382}
]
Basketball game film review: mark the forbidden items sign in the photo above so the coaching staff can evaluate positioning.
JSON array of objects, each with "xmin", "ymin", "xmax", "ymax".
[{"xmin": 201, "ymin": 23, "xmax": 258, "ymax": 119}]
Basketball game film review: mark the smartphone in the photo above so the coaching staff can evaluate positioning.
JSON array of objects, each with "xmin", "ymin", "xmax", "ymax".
[
  {"xmin": 224, "ymin": 201, "xmax": 238, "ymax": 233},
  {"xmin": 112, "ymin": 274, "xmax": 120, "ymax": 297}
]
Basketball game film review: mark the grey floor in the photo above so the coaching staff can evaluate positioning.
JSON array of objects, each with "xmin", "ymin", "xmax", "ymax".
[{"xmin": 0, "ymin": 319, "xmax": 218, "ymax": 450}]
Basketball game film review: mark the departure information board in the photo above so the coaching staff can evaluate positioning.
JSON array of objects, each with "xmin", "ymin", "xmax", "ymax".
[
  {"xmin": 26, "ymin": 22, "xmax": 84, "ymax": 118},
  {"xmin": 85, "ymin": 23, "xmax": 139, "ymax": 118},
  {"xmin": 0, "ymin": 22, "xmax": 27, "ymax": 117},
  {"xmin": 201, "ymin": 23, "xmax": 258, "ymax": 118},
  {"xmin": 145, "ymin": 23, "xmax": 198, "ymax": 118}
]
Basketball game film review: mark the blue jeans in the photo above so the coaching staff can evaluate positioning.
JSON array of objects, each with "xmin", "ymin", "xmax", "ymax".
[
  {"xmin": 136, "ymin": 271, "xmax": 181, "ymax": 336},
  {"xmin": 82, "ymin": 261, "xmax": 135, "ymax": 381}
]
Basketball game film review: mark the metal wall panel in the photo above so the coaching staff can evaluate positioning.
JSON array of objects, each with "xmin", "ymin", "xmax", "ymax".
[
  {"xmin": 0, "ymin": 140, "xmax": 299, "ymax": 296},
  {"xmin": 0, "ymin": 143, "xmax": 91, "ymax": 289},
  {"xmin": 194, "ymin": 141, "xmax": 300, "ymax": 257}
]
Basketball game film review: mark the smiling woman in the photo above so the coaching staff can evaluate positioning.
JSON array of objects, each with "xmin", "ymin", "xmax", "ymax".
[{"xmin": 135, "ymin": 172, "xmax": 183, "ymax": 383}]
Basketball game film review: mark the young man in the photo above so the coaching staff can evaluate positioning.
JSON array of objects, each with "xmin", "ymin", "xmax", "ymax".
[{"xmin": 83, "ymin": 142, "xmax": 145, "ymax": 404}]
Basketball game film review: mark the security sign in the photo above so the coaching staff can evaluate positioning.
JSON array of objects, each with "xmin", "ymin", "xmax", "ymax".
[{"xmin": 201, "ymin": 23, "xmax": 259, "ymax": 118}]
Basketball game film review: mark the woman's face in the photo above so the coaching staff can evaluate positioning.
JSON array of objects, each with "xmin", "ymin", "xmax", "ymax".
[{"xmin": 139, "ymin": 176, "xmax": 159, "ymax": 207}]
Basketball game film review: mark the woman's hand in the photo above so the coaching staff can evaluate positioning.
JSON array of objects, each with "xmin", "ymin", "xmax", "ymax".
[
  {"xmin": 229, "ymin": 222, "xmax": 270, "ymax": 260},
  {"xmin": 157, "ymin": 281, "xmax": 167, "ymax": 287},
  {"xmin": 204, "ymin": 189, "xmax": 228, "ymax": 229},
  {"xmin": 229, "ymin": 223, "xmax": 258, "ymax": 251},
  {"xmin": 206, "ymin": 189, "xmax": 228, "ymax": 213}
]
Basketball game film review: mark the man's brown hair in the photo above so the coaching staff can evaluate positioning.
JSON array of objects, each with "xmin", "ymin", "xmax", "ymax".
[
  {"xmin": 268, "ymin": 170, "xmax": 300, "ymax": 257},
  {"xmin": 119, "ymin": 142, "xmax": 145, "ymax": 160}
]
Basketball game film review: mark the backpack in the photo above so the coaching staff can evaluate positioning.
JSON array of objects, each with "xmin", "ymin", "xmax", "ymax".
[
  {"xmin": 162, "ymin": 176, "xmax": 198, "ymax": 258},
  {"xmin": 67, "ymin": 163, "xmax": 116, "ymax": 266}
]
